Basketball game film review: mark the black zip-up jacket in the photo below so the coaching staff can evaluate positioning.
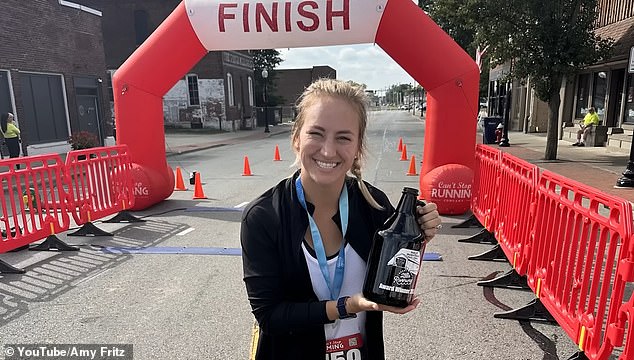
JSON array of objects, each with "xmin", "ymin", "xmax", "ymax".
[{"xmin": 241, "ymin": 171, "xmax": 395, "ymax": 359}]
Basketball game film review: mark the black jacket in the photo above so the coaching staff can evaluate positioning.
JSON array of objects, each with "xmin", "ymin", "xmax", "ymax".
[{"xmin": 241, "ymin": 171, "xmax": 395, "ymax": 360}]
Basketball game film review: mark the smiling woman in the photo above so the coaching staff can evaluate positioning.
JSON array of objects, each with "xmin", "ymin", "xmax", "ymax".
[{"xmin": 240, "ymin": 79, "xmax": 442, "ymax": 360}]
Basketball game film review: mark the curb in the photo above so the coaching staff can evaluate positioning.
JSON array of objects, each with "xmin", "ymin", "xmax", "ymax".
[{"xmin": 165, "ymin": 126, "xmax": 292, "ymax": 158}]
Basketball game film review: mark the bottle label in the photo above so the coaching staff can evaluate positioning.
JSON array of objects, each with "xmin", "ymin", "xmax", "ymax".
[{"xmin": 378, "ymin": 248, "xmax": 421, "ymax": 294}]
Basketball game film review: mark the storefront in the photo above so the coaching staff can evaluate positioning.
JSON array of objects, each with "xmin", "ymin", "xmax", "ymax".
[
  {"xmin": 626, "ymin": 72, "xmax": 634, "ymax": 123},
  {"xmin": 572, "ymin": 67, "xmax": 631, "ymax": 128}
]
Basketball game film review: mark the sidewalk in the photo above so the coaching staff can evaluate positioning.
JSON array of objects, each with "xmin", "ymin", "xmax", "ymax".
[
  {"xmin": 493, "ymin": 131, "xmax": 634, "ymax": 203},
  {"xmin": 163, "ymin": 124, "xmax": 634, "ymax": 203}
]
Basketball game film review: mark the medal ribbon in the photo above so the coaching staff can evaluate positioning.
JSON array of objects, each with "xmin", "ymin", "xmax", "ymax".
[{"xmin": 295, "ymin": 177, "xmax": 349, "ymax": 300}]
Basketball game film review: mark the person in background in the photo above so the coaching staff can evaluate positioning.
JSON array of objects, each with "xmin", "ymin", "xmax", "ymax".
[
  {"xmin": 241, "ymin": 79, "xmax": 442, "ymax": 359},
  {"xmin": 573, "ymin": 107, "xmax": 599, "ymax": 147},
  {"xmin": 1, "ymin": 113, "xmax": 21, "ymax": 167}
]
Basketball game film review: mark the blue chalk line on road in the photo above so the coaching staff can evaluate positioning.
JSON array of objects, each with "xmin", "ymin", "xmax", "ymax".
[
  {"xmin": 185, "ymin": 207, "xmax": 244, "ymax": 212},
  {"xmin": 99, "ymin": 246, "xmax": 442, "ymax": 260}
]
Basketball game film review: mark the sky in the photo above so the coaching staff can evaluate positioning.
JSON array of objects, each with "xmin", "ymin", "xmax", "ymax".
[{"xmin": 276, "ymin": 44, "xmax": 417, "ymax": 92}]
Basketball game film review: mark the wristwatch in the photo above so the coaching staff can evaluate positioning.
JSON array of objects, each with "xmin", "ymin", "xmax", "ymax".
[{"xmin": 337, "ymin": 296, "xmax": 357, "ymax": 319}]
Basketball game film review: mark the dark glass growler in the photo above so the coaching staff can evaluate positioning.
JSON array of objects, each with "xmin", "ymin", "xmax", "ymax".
[{"xmin": 363, "ymin": 187, "xmax": 425, "ymax": 308}]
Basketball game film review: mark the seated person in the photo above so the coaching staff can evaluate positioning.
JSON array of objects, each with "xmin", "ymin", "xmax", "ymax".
[{"xmin": 573, "ymin": 107, "xmax": 599, "ymax": 147}]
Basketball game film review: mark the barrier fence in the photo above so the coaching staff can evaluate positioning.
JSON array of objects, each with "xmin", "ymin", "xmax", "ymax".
[
  {"xmin": 0, "ymin": 154, "xmax": 70, "ymax": 254},
  {"xmin": 471, "ymin": 144, "xmax": 502, "ymax": 232},
  {"xmin": 495, "ymin": 153, "xmax": 538, "ymax": 277},
  {"xmin": 0, "ymin": 145, "xmax": 135, "ymax": 273},
  {"xmin": 65, "ymin": 145, "xmax": 135, "ymax": 226},
  {"xmin": 527, "ymin": 171, "xmax": 633, "ymax": 360},
  {"xmin": 469, "ymin": 144, "xmax": 634, "ymax": 360}
]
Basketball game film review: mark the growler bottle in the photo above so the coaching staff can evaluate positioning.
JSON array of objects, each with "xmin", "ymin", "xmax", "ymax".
[{"xmin": 363, "ymin": 187, "xmax": 425, "ymax": 308}]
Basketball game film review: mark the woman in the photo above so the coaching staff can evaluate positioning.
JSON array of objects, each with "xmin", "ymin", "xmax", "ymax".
[
  {"xmin": 241, "ymin": 79, "xmax": 441, "ymax": 359},
  {"xmin": 1, "ymin": 112, "xmax": 21, "ymax": 161}
]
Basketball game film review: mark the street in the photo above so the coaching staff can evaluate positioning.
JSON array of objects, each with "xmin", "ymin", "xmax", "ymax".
[{"xmin": 0, "ymin": 110, "xmax": 590, "ymax": 359}]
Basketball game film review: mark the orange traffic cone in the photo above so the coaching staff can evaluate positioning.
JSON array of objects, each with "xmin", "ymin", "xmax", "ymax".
[
  {"xmin": 243, "ymin": 156, "xmax": 253, "ymax": 176},
  {"xmin": 193, "ymin": 172, "xmax": 207, "ymax": 199},
  {"xmin": 175, "ymin": 167, "xmax": 187, "ymax": 191},
  {"xmin": 397, "ymin": 137, "xmax": 403, "ymax": 152},
  {"xmin": 400, "ymin": 144, "xmax": 408, "ymax": 161},
  {"xmin": 274, "ymin": 145, "xmax": 281, "ymax": 161},
  {"xmin": 407, "ymin": 155, "xmax": 418, "ymax": 176}
]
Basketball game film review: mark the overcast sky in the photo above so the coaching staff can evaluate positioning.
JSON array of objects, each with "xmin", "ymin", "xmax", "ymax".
[{"xmin": 277, "ymin": 44, "xmax": 417, "ymax": 92}]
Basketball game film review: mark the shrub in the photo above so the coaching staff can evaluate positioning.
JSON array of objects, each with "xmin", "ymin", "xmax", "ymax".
[{"xmin": 68, "ymin": 131, "xmax": 99, "ymax": 150}]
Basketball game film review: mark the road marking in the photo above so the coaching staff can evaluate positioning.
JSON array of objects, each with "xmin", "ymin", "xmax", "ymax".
[
  {"xmin": 235, "ymin": 201, "xmax": 249, "ymax": 208},
  {"xmin": 176, "ymin": 228, "xmax": 195, "ymax": 236}
]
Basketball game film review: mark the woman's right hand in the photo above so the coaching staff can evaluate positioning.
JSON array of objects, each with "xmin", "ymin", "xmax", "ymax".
[{"xmin": 347, "ymin": 293, "xmax": 420, "ymax": 315}]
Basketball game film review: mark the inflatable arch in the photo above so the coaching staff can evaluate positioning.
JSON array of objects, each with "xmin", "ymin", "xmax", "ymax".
[{"xmin": 113, "ymin": 0, "xmax": 479, "ymax": 213}]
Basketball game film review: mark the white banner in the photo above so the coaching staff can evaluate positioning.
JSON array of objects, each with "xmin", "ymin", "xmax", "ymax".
[
  {"xmin": 184, "ymin": 0, "xmax": 387, "ymax": 50},
  {"xmin": 629, "ymin": 46, "xmax": 634, "ymax": 74}
]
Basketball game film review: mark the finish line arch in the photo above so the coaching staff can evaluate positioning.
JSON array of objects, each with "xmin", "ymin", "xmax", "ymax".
[{"xmin": 113, "ymin": 0, "xmax": 479, "ymax": 213}]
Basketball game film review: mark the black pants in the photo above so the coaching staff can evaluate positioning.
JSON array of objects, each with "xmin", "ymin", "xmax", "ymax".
[{"xmin": 5, "ymin": 137, "xmax": 20, "ymax": 169}]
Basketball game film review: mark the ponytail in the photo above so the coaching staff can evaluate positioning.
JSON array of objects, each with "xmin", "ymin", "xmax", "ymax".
[{"xmin": 0, "ymin": 113, "xmax": 8, "ymax": 134}]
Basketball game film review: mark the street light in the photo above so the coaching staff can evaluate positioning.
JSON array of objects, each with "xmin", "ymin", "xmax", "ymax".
[{"xmin": 262, "ymin": 69, "xmax": 270, "ymax": 133}]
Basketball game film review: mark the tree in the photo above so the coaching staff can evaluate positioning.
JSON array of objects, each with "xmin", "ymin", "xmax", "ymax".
[
  {"xmin": 251, "ymin": 50, "xmax": 283, "ymax": 106},
  {"xmin": 345, "ymin": 80, "xmax": 367, "ymax": 90},
  {"xmin": 466, "ymin": 0, "xmax": 612, "ymax": 159},
  {"xmin": 418, "ymin": 0, "xmax": 489, "ymax": 97},
  {"xmin": 385, "ymin": 84, "xmax": 412, "ymax": 105}
]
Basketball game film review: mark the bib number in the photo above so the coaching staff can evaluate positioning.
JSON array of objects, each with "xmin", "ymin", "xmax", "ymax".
[
  {"xmin": 325, "ymin": 333, "xmax": 363, "ymax": 360},
  {"xmin": 325, "ymin": 350, "xmax": 361, "ymax": 360}
]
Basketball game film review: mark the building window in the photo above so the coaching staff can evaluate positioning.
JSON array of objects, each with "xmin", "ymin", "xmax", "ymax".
[
  {"xmin": 626, "ymin": 74, "xmax": 634, "ymax": 123},
  {"xmin": 106, "ymin": 70, "xmax": 114, "ymax": 102},
  {"xmin": 227, "ymin": 73, "xmax": 235, "ymax": 107},
  {"xmin": 134, "ymin": 10, "xmax": 149, "ymax": 46},
  {"xmin": 248, "ymin": 76, "xmax": 254, "ymax": 106},
  {"xmin": 592, "ymin": 71, "xmax": 608, "ymax": 122},
  {"xmin": 187, "ymin": 74, "xmax": 200, "ymax": 106},
  {"xmin": 575, "ymin": 74, "xmax": 590, "ymax": 118}
]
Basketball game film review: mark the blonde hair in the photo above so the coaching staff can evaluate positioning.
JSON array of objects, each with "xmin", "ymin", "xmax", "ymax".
[{"xmin": 291, "ymin": 79, "xmax": 383, "ymax": 209}]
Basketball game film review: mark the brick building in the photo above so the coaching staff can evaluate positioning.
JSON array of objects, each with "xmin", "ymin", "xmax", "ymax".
[
  {"xmin": 78, "ymin": 0, "xmax": 256, "ymax": 131},
  {"xmin": 274, "ymin": 66, "xmax": 337, "ymax": 106},
  {"xmin": 489, "ymin": 0, "xmax": 634, "ymax": 149},
  {"xmin": 0, "ymin": 0, "xmax": 110, "ymax": 156}
]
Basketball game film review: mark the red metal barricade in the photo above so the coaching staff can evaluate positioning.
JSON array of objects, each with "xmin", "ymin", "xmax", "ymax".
[
  {"xmin": 494, "ymin": 153, "xmax": 539, "ymax": 275},
  {"xmin": 65, "ymin": 145, "xmax": 135, "ymax": 225},
  {"xmin": 471, "ymin": 144, "xmax": 502, "ymax": 231},
  {"xmin": 526, "ymin": 170, "xmax": 634, "ymax": 359},
  {"xmin": 0, "ymin": 155, "xmax": 70, "ymax": 253}
]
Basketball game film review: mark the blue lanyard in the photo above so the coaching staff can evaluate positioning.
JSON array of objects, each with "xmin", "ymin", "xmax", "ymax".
[{"xmin": 295, "ymin": 177, "xmax": 349, "ymax": 300}]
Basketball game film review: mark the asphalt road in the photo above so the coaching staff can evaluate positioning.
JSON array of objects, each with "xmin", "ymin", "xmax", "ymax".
[{"xmin": 0, "ymin": 111, "xmax": 597, "ymax": 359}]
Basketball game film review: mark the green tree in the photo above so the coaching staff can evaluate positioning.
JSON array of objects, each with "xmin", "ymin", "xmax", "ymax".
[
  {"xmin": 466, "ymin": 0, "xmax": 612, "ymax": 159},
  {"xmin": 418, "ymin": 0, "xmax": 489, "ymax": 97},
  {"xmin": 251, "ymin": 50, "xmax": 283, "ymax": 106}
]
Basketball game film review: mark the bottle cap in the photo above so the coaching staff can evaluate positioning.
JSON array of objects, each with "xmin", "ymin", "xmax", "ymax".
[{"xmin": 402, "ymin": 187, "xmax": 419, "ymax": 196}]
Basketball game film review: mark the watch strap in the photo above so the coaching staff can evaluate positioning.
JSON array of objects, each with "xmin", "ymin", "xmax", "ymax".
[{"xmin": 337, "ymin": 296, "xmax": 357, "ymax": 319}]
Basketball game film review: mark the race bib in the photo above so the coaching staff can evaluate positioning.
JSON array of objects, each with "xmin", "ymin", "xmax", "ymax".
[{"xmin": 325, "ymin": 333, "xmax": 363, "ymax": 360}]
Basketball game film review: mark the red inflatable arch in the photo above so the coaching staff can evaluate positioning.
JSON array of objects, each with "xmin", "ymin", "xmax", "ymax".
[{"xmin": 113, "ymin": 0, "xmax": 479, "ymax": 213}]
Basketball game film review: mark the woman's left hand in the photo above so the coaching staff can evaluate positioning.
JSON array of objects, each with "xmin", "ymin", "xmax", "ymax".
[
  {"xmin": 416, "ymin": 202, "xmax": 441, "ymax": 241},
  {"xmin": 348, "ymin": 294, "xmax": 420, "ymax": 315}
]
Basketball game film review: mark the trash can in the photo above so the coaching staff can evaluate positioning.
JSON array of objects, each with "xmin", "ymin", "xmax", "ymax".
[{"xmin": 482, "ymin": 116, "xmax": 502, "ymax": 144}]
